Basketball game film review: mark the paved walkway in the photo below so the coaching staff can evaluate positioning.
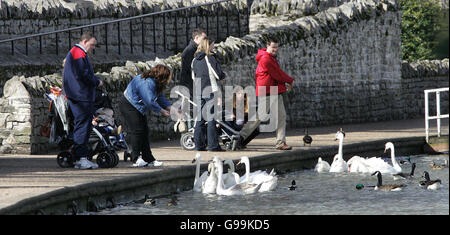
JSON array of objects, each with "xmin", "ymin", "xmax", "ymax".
[{"xmin": 0, "ymin": 118, "xmax": 448, "ymax": 212}]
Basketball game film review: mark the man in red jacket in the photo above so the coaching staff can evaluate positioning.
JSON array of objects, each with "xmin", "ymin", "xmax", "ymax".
[{"xmin": 255, "ymin": 38, "xmax": 294, "ymax": 150}]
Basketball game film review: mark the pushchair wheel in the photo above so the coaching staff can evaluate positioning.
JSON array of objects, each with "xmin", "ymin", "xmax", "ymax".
[
  {"xmin": 57, "ymin": 151, "xmax": 75, "ymax": 168},
  {"xmin": 110, "ymin": 151, "xmax": 119, "ymax": 167},
  {"xmin": 180, "ymin": 132, "xmax": 196, "ymax": 150},
  {"xmin": 96, "ymin": 152, "xmax": 114, "ymax": 168},
  {"xmin": 225, "ymin": 142, "xmax": 232, "ymax": 150},
  {"xmin": 123, "ymin": 151, "xmax": 131, "ymax": 162}
]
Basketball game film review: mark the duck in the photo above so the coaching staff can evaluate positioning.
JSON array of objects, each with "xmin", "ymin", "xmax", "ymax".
[
  {"xmin": 393, "ymin": 163, "xmax": 416, "ymax": 180},
  {"xmin": 303, "ymin": 128, "xmax": 312, "ymax": 146},
  {"xmin": 167, "ymin": 195, "xmax": 178, "ymax": 206},
  {"xmin": 371, "ymin": 171, "xmax": 406, "ymax": 191},
  {"xmin": 429, "ymin": 160, "xmax": 449, "ymax": 170},
  {"xmin": 222, "ymin": 158, "xmax": 241, "ymax": 189},
  {"xmin": 143, "ymin": 194, "xmax": 156, "ymax": 206},
  {"xmin": 399, "ymin": 157, "xmax": 411, "ymax": 165},
  {"xmin": 237, "ymin": 156, "xmax": 278, "ymax": 192},
  {"xmin": 329, "ymin": 130, "xmax": 348, "ymax": 173},
  {"xmin": 214, "ymin": 157, "xmax": 262, "ymax": 196},
  {"xmin": 363, "ymin": 142, "xmax": 402, "ymax": 174},
  {"xmin": 288, "ymin": 180, "xmax": 297, "ymax": 191},
  {"xmin": 314, "ymin": 157, "xmax": 331, "ymax": 173},
  {"xmin": 202, "ymin": 157, "xmax": 219, "ymax": 194},
  {"xmin": 419, "ymin": 171, "xmax": 441, "ymax": 190},
  {"xmin": 192, "ymin": 153, "xmax": 210, "ymax": 192}
]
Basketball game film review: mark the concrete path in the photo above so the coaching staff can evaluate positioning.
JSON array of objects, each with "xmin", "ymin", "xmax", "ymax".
[{"xmin": 0, "ymin": 118, "xmax": 448, "ymax": 213}]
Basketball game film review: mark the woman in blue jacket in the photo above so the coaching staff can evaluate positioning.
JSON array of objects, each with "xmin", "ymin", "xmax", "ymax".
[{"xmin": 119, "ymin": 64, "xmax": 173, "ymax": 167}]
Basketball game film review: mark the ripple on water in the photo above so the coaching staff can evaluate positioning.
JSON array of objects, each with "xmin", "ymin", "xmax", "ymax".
[{"xmin": 96, "ymin": 154, "xmax": 449, "ymax": 215}]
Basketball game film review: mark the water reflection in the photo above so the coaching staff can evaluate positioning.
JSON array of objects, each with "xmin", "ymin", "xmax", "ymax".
[{"xmin": 96, "ymin": 154, "xmax": 449, "ymax": 215}]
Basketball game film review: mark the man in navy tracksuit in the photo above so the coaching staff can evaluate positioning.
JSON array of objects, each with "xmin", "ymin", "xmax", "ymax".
[{"xmin": 63, "ymin": 32, "xmax": 102, "ymax": 169}]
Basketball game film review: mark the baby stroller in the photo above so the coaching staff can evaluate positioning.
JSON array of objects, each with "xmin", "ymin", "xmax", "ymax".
[
  {"xmin": 44, "ymin": 86, "xmax": 127, "ymax": 168},
  {"xmin": 176, "ymin": 91, "xmax": 259, "ymax": 151}
]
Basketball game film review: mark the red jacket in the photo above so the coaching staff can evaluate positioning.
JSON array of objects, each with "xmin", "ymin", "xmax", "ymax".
[{"xmin": 255, "ymin": 48, "xmax": 294, "ymax": 96}]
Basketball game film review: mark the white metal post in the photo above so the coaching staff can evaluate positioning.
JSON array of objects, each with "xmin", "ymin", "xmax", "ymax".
[
  {"xmin": 436, "ymin": 91, "xmax": 441, "ymax": 137},
  {"xmin": 425, "ymin": 90, "xmax": 429, "ymax": 142}
]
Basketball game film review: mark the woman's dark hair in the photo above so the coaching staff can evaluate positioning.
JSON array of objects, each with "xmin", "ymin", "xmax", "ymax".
[{"xmin": 142, "ymin": 64, "xmax": 173, "ymax": 94}]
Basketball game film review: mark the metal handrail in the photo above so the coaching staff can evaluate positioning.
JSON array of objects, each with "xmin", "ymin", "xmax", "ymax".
[
  {"xmin": 0, "ymin": 0, "xmax": 242, "ymax": 55},
  {"xmin": 424, "ymin": 87, "xmax": 449, "ymax": 142}
]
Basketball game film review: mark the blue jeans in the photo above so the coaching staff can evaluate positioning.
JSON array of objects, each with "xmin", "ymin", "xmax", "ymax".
[{"xmin": 194, "ymin": 97, "xmax": 221, "ymax": 151}]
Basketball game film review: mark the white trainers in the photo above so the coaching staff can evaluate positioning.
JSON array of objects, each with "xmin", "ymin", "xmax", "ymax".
[
  {"xmin": 74, "ymin": 158, "xmax": 98, "ymax": 170},
  {"xmin": 132, "ymin": 157, "xmax": 149, "ymax": 167},
  {"xmin": 149, "ymin": 160, "xmax": 163, "ymax": 167}
]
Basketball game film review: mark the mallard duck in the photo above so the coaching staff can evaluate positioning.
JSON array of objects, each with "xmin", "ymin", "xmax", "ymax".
[
  {"xmin": 288, "ymin": 180, "xmax": 297, "ymax": 191},
  {"xmin": 371, "ymin": 171, "xmax": 406, "ymax": 191},
  {"xmin": 143, "ymin": 194, "xmax": 156, "ymax": 206},
  {"xmin": 419, "ymin": 171, "xmax": 441, "ymax": 190},
  {"xmin": 167, "ymin": 194, "xmax": 178, "ymax": 206},
  {"xmin": 329, "ymin": 130, "xmax": 348, "ymax": 173},
  {"xmin": 303, "ymin": 128, "xmax": 312, "ymax": 146},
  {"xmin": 393, "ymin": 163, "xmax": 416, "ymax": 180},
  {"xmin": 429, "ymin": 160, "xmax": 448, "ymax": 170}
]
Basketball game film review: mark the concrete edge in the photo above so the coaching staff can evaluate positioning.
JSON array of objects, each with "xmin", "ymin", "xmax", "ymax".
[{"xmin": 0, "ymin": 136, "xmax": 426, "ymax": 215}]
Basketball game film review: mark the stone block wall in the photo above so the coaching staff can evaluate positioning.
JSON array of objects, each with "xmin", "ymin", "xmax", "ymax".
[
  {"xmin": 1, "ymin": 0, "xmax": 449, "ymax": 154},
  {"xmin": 0, "ymin": 0, "xmax": 249, "ymax": 96}
]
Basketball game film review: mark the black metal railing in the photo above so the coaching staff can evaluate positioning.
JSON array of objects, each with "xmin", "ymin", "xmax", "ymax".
[{"xmin": 0, "ymin": 0, "xmax": 245, "ymax": 56}]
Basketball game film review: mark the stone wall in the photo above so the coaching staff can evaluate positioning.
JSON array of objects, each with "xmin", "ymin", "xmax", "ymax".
[
  {"xmin": 0, "ymin": 0, "xmax": 249, "ymax": 96},
  {"xmin": 1, "ymin": 0, "xmax": 449, "ymax": 154}
]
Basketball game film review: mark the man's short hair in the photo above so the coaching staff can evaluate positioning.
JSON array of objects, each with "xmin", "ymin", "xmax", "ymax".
[
  {"xmin": 192, "ymin": 28, "xmax": 206, "ymax": 39},
  {"xmin": 266, "ymin": 37, "xmax": 279, "ymax": 45},
  {"xmin": 80, "ymin": 32, "xmax": 95, "ymax": 42}
]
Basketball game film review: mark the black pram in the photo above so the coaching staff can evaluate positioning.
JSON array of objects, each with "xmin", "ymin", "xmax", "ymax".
[{"xmin": 45, "ymin": 86, "xmax": 130, "ymax": 168}]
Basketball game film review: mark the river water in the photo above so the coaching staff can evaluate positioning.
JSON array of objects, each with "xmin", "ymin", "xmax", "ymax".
[{"xmin": 96, "ymin": 154, "xmax": 449, "ymax": 215}]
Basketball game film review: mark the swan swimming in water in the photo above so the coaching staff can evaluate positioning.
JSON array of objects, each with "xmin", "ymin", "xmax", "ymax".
[
  {"xmin": 237, "ymin": 156, "xmax": 278, "ymax": 192},
  {"xmin": 329, "ymin": 130, "xmax": 348, "ymax": 173},
  {"xmin": 202, "ymin": 156, "xmax": 219, "ymax": 194},
  {"xmin": 192, "ymin": 153, "xmax": 209, "ymax": 192},
  {"xmin": 213, "ymin": 157, "xmax": 262, "ymax": 196},
  {"xmin": 221, "ymin": 158, "xmax": 241, "ymax": 189},
  {"xmin": 314, "ymin": 157, "xmax": 331, "ymax": 173},
  {"xmin": 364, "ymin": 142, "xmax": 402, "ymax": 174},
  {"xmin": 347, "ymin": 155, "xmax": 371, "ymax": 173}
]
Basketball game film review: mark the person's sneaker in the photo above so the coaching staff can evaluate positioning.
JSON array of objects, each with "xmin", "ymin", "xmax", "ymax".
[
  {"xmin": 74, "ymin": 158, "xmax": 98, "ymax": 169},
  {"xmin": 132, "ymin": 156, "xmax": 149, "ymax": 167},
  {"xmin": 276, "ymin": 144, "xmax": 292, "ymax": 150},
  {"xmin": 148, "ymin": 160, "xmax": 163, "ymax": 167}
]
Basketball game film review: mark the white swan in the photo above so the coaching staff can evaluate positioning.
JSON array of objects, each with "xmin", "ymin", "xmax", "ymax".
[
  {"xmin": 329, "ymin": 130, "xmax": 348, "ymax": 173},
  {"xmin": 237, "ymin": 156, "xmax": 278, "ymax": 192},
  {"xmin": 202, "ymin": 156, "xmax": 218, "ymax": 194},
  {"xmin": 314, "ymin": 157, "xmax": 331, "ymax": 173},
  {"xmin": 192, "ymin": 153, "xmax": 209, "ymax": 192},
  {"xmin": 222, "ymin": 158, "xmax": 241, "ymax": 189},
  {"xmin": 364, "ymin": 142, "xmax": 402, "ymax": 174},
  {"xmin": 347, "ymin": 156, "xmax": 371, "ymax": 173},
  {"xmin": 213, "ymin": 157, "xmax": 262, "ymax": 196}
]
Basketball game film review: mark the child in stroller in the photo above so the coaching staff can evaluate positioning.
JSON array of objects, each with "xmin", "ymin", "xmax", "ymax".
[
  {"xmin": 45, "ymin": 86, "xmax": 129, "ymax": 168},
  {"xmin": 176, "ymin": 90, "xmax": 260, "ymax": 151}
]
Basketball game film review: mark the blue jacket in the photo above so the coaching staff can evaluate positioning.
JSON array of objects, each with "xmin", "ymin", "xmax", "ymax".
[
  {"xmin": 63, "ymin": 44, "xmax": 100, "ymax": 102},
  {"xmin": 124, "ymin": 74, "xmax": 172, "ymax": 115}
]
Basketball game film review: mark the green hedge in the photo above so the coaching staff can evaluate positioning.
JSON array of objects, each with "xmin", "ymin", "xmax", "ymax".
[{"xmin": 400, "ymin": 0, "xmax": 448, "ymax": 62}]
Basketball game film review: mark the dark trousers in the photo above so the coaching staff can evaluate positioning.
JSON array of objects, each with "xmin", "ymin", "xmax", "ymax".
[
  {"xmin": 118, "ymin": 95, "xmax": 156, "ymax": 163},
  {"xmin": 194, "ymin": 98, "xmax": 220, "ymax": 151},
  {"xmin": 68, "ymin": 99, "xmax": 94, "ymax": 161}
]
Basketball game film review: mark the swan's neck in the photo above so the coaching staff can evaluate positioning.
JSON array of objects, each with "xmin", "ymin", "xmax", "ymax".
[
  {"xmin": 338, "ymin": 138, "xmax": 344, "ymax": 158},
  {"xmin": 194, "ymin": 158, "xmax": 200, "ymax": 185},
  {"xmin": 389, "ymin": 147, "xmax": 400, "ymax": 169},
  {"xmin": 244, "ymin": 160, "xmax": 250, "ymax": 182},
  {"xmin": 216, "ymin": 162, "xmax": 224, "ymax": 192}
]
